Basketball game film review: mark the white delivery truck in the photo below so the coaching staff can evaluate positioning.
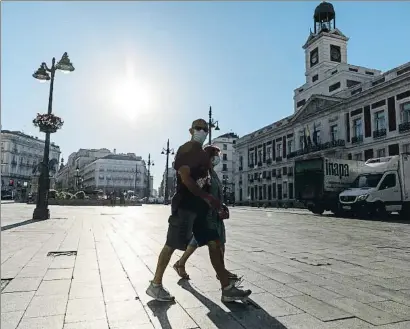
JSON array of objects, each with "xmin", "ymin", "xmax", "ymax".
[
  {"xmin": 294, "ymin": 157, "xmax": 365, "ymax": 215},
  {"xmin": 339, "ymin": 154, "xmax": 410, "ymax": 218}
]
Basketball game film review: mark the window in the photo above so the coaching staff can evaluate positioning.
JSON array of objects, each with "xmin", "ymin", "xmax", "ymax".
[
  {"xmin": 222, "ymin": 164, "xmax": 228, "ymax": 171},
  {"xmin": 239, "ymin": 155, "xmax": 243, "ymax": 167},
  {"xmin": 330, "ymin": 125, "xmax": 338, "ymax": 142},
  {"xmin": 287, "ymin": 140, "xmax": 293, "ymax": 154},
  {"xmin": 223, "ymin": 144, "xmax": 227, "ymax": 150},
  {"xmin": 374, "ymin": 111, "xmax": 386, "ymax": 131},
  {"xmin": 377, "ymin": 148, "xmax": 386, "ymax": 157},
  {"xmin": 353, "ymin": 118, "xmax": 363, "ymax": 137},
  {"xmin": 329, "ymin": 82, "xmax": 341, "ymax": 92},
  {"xmin": 222, "ymin": 154, "xmax": 228, "ymax": 161},
  {"xmin": 402, "ymin": 102, "xmax": 410, "ymax": 123},
  {"xmin": 297, "ymin": 99, "xmax": 306, "ymax": 108},
  {"xmin": 258, "ymin": 150, "xmax": 262, "ymax": 163},
  {"xmin": 354, "ymin": 153, "xmax": 363, "ymax": 161},
  {"xmin": 267, "ymin": 146, "xmax": 272, "ymax": 159},
  {"xmin": 403, "ymin": 143, "xmax": 410, "ymax": 154},
  {"xmin": 276, "ymin": 143, "xmax": 282, "ymax": 158},
  {"xmin": 223, "ymin": 174, "xmax": 228, "ymax": 180},
  {"xmin": 299, "ymin": 133, "xmax": 305, "ymax": 149},
  {"xmin": 365, "ymin": 71, "xmax": 375, "ymax": 76},
  {"xmin": 347, "ymin": 80, "xmax": 361, "ymax": 88},
  {"xmin": 283, "ymin": 182, "xmax": 288, "ymax": 198},
  {"xmin": 379, "ymin": 174, "xmax": 396, "ymax": 190},
  {"xmin": 312, "ymin": 74, "xmax": 318, "ymax": 82},
  {"xmin": 312, "ymin": 129, "xmax": 319, "ymax": 145}
]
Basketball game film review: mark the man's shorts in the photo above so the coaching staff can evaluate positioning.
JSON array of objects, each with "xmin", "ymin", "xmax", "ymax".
[{"xmin": 165, "ymin": 208, "xmax": 220, "ymax": 251}]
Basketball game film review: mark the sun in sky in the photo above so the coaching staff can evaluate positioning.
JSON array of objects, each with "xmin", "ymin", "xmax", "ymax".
[{"xmin": 111, "ymin": 58, "xmax": 157, "ymax": 121}]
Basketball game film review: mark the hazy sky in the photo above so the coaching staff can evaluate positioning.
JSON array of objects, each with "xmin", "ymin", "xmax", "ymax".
[{"xmin": 2, "ymin": 1, "xmax": 410, "ymax": 189}]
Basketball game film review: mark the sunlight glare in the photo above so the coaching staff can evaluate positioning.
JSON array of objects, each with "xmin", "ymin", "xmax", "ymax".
[{"xmin": 111, "ymin": 61, "xmax": 156, "ymax": 121}]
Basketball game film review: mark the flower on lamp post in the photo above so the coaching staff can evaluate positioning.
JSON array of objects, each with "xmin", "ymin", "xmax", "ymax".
[{"xmin": 33, "ymin": 113, "xmax": 64, "ymax": 133}]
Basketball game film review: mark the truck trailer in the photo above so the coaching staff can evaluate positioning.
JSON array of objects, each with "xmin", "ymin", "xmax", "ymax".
[
  {"xmin": 339, "ymin": 154, "xmax": 410, "ymax": 218},
  {"xmin": 294, "ymin": 157, "xmax": 365, "ymax": 215}
]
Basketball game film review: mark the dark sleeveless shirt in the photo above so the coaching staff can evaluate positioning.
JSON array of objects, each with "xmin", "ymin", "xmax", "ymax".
[{"xmin": 173, "ymin": 141, "xmax": 210, "ymax": 211}]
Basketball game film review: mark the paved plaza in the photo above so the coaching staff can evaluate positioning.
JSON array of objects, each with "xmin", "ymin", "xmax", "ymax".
[{"xmin": 1, "ymin": 204, "xmax": 410, "ymax": 329}]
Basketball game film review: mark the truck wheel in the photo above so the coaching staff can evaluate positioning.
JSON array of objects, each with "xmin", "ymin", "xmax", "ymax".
[
  {"xmin": 373, "ymin": 202, "xmax": 387, "ymax": 219},
  {"xmin": 312, "ymin": 205, "xmax": 324, "ymax": 215}
]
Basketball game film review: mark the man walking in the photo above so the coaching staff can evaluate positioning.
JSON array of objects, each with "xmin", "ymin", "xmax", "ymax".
[{"xmin": 146, "ymin": 119, "xmax": 251, "ymax": 302}]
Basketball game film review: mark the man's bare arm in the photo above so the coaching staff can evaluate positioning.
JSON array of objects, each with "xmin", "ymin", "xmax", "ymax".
[{"xmin": 178, "ymin": 165, "xmax": 208, "ymax": 199}]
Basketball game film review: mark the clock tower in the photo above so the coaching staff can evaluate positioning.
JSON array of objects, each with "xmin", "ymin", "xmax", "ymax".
[{"xmin": 303, "ymin": 1, "xmax": 349, "ymax": 84}]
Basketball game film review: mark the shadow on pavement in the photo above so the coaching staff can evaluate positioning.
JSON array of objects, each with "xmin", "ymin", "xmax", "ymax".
[
  {"xmin": 178, "ymin": 280, "xmax": 288, "ymax": 329},
  {"xmin": 1, "ymin": 219, "xmax": 42, "ymax": 231},
  {"xmin": 322, "ymin": 213, "xmax": 410, "ymax": 225},
  {"xmin": 146, "ymin": 299, "xmax": 176, "ymax": 329}
]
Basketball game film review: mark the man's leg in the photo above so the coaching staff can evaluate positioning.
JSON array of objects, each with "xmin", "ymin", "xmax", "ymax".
[
  {"xmin": 174, "ymin": 237, "xmax": 198, "ymax": 279},
  {"xmin": 152, "ymin": 245, "xmax": 175, "ymax": 284},
  {"xmin": 207, "ymin": 240, "xmax": 230, "ymax": 287},
  {"xmin": 147, "ymin": 209, "xmax": 195, "ymax": 301}
]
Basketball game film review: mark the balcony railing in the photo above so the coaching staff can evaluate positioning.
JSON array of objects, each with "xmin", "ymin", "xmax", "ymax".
[
  {"xmin": 276, "ymin": 157, "xmax": 283, "ymax": 162},
  {"xmin": 287, "ymin": 139, "xmax": 345, "ymax": 159},
  {"xmin": 351, "ymin": 135, "xmax": 363, "ymax": 144},
  {"xmin": 399, "ymin": 122, "xmax": 410, "ymax": 133},
  {"xmin": 373, "ymin": 128, "xmax": 387, "ymax": 139}
]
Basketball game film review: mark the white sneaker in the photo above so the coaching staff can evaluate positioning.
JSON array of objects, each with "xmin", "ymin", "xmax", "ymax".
[{"xmin": 146, "ymin": 281, "xmax": 175, "ymax": 302}]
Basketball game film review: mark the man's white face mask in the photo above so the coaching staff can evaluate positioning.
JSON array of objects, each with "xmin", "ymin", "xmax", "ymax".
[{"xmin": 193, "ymin": 129, "xmax": 208, "ymax": 145}]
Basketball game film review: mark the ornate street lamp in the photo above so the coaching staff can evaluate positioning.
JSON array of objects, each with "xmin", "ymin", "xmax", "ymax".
[
  {"xmin": 161, "ymin": 139, "xmax": 174, "ymax": 204},
  {"xmin": 208, "ymin": 106, "xmax": 220, "ymax": 145},
  {"xmin": 32, "ymin": 52, "xmax": 75, "ymax": 220}
]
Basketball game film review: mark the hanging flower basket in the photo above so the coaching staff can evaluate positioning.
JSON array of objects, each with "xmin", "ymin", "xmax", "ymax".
[{"xmin": 33, "ymin": 113, "xmax": 64, "ymax": 133}]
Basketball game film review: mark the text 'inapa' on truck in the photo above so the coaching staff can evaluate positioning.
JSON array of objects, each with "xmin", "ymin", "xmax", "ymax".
[
  {"xmin": 339, "ymin": 154, "xmax": 410, "ymax": 219},
  {"xmin": 295, "ymin": 157, "xmax": 366, "ymax": 215}
]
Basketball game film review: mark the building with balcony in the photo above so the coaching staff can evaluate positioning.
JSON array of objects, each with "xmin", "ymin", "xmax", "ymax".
[
  {"xmin": 82, "ymin": 154, "xmax": 148, "ymax": 195},
  {"xmin": 233, "ymin": 1, "xmax": 410, "ymax": 206},
  {"xmin": 211, "ymin": 132, "xmax": 239, "ymax": 200},
  {"xmin": 1, "ymin": 130, "xmax": 61, "ymax": 193}
]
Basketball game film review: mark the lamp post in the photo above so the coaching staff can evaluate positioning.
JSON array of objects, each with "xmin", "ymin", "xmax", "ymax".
[
  {"xmin": 32, "ymin": 52, "xmax": 74, "ymax": 220},
  {"xmin": 134, "ymin": 163, "xmax": 141, "ymax": 196},
  {"xmin": 145, "ymin": 154, "xmax": 154, "ymax": 198},
  {"xmin": 208, "ymin": 106, "xmax": 220, "ymax": 145},
  {"xmin": 161, "ymin": 139, "xmax": 174, "ymax": 204},
  {"xmin": 75, "ymin": 166, "xmax": 80, "ymax": 192}
]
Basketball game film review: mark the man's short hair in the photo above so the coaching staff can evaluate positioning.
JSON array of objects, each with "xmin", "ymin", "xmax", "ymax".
[{"xmin": 191, "ymin": 119, "xmax": 208, "ymax": 129}]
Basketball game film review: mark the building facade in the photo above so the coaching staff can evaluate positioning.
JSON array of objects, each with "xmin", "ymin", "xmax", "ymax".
[
  {"xmin": 1, "ymin": 130, "xmax": 61, "ymax": 193},
  {"xmin": 212, "ymin": 132, "xmax": 239, "ymax": 201},
  {"xmin": 234, "ymin": 2, "xmax": 410, "ymax": 206},
  {"xmin": 82, "ymin": 154, "xmax": 148, "ymax": 195},
  {"xmin": 160, "ymin": 167, "xmax": 176, "ymax": 201}
]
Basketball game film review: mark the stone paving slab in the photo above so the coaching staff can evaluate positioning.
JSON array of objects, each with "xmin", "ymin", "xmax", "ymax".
[{"xmin": 2, "ymin": 203, "xmax": 410, "ymax": 329}]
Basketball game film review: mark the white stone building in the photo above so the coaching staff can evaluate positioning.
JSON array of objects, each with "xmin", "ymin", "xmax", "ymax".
[
  {"xmin": 212, "ymin": 132, "xmax": 239, "ymax": 199},
  {"xmin": 234, "ymin": 1, "xmax": 410, "ymax": 206},
  {"xmin": 1, "ymin": 130, "xmax": 61, "ymax": 193},
  {"xmin": 82, "ymin": 154, "xmax": 148, "ymax": 196}
]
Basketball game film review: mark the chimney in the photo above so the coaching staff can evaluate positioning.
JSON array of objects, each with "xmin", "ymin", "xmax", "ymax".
[{"xmin": 113, "ymin": 149, "xmax": 116, "ymax": 154}]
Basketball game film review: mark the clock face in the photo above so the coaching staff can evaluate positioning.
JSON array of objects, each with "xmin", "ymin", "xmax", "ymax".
[{"xmin": 330, "ymin": 46, "xmax": 341, "ymax": 62}]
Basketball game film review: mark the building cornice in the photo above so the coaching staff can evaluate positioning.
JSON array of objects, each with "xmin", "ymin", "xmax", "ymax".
[{"xmin": 235, "ymin": 69, "xmax": 410, "ymax": 150}]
